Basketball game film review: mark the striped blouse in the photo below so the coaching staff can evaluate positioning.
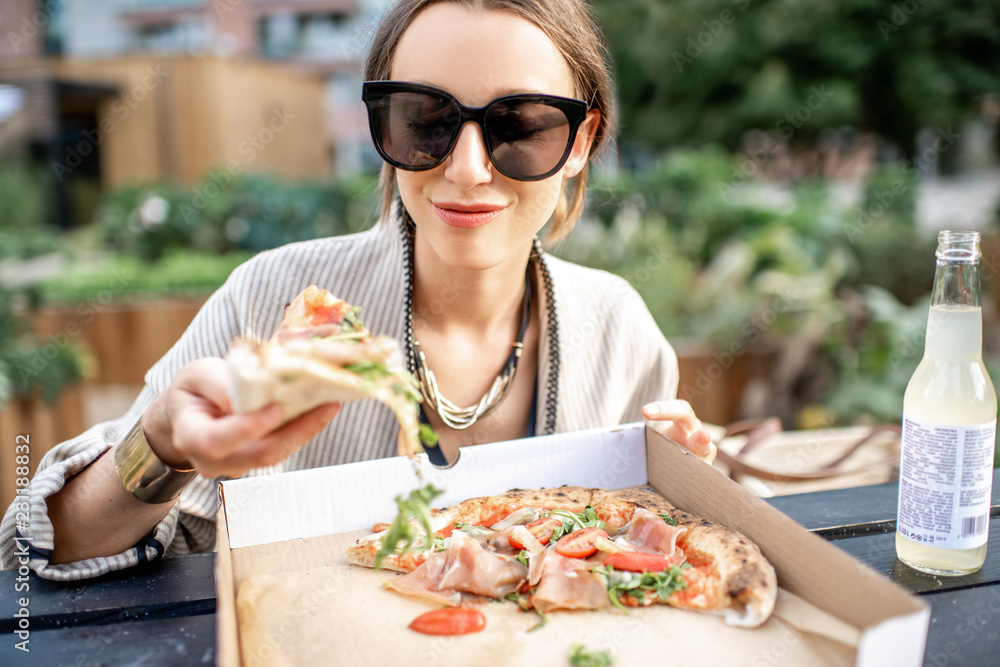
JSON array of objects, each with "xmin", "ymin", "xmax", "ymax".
[{"xmin": 1, "ymin": 211, "xmax": 678, "ymax": 580}]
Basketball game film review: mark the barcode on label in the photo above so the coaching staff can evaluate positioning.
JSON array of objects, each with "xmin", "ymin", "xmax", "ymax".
[{"xmin": 961, "ymin": 514, "xmax": 989, "ymax": 538}]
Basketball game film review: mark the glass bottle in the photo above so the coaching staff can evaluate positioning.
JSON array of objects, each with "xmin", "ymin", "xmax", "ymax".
[{"xmin": 896, "ymin": 230, "xmax": 997, "ymax": 575}]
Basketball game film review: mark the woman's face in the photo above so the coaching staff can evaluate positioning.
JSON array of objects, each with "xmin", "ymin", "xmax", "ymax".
[{"xmin": 390, "ymin": 3, "xmax": 599, "ymax": 273}]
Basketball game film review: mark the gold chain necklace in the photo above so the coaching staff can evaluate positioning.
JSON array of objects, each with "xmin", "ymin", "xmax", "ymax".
[{"xmin": 407, "ymin": 266, "xmax": 533, "ymax": 431}]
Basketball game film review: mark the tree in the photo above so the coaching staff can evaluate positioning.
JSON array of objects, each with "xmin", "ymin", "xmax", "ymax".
[{"xmin": 593, "ymin": 0, "xmax": 1000, "ymax": 162}]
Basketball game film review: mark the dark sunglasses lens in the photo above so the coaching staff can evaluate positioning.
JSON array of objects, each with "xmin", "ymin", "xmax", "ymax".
[
  {"xmin": 374, "ymin": 91, "xmax": 458, "ymax": 168},
  {"xmin": 485, "ymin": 100, "xmax": 573, "ymax": 178}
]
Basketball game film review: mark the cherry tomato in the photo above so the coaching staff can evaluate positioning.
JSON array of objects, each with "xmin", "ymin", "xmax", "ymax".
[
  {"xmin": 603, "ymin": 551, "xmax": 684, "ymax": 573},
  {"xmin": 509, "ymin": 517, "xmax": 563, "ymax": 550},
  {"xmin": 408, "ymin": 608, "xmax": 486, "ymax": 635},
  {"xmin": 553, "ymin": 527, "xmax": 609, "ymax": 558}
]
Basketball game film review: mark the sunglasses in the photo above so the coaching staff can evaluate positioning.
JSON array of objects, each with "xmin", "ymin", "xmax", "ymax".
[{"xmin": 362, "ymin": 81, "xmax": 590, "ymax": 182}]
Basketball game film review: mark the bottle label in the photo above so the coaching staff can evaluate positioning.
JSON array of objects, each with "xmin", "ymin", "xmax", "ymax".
[{"xmin": 897, "ymin": 415, "xmax": 996, "ymax": 550}]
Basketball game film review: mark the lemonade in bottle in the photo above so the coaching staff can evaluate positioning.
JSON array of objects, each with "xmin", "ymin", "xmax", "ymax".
[{"xmin": 896, "ymin": 230, "xmax": 997, "ymax": 575}]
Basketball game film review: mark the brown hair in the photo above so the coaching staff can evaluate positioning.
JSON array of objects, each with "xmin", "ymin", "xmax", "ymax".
[{"xmin": 364, "ymin": 0, "xmax": 614, "ymax": 243}]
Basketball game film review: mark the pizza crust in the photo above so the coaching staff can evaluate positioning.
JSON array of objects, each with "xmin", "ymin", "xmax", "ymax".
[
  {"xmin": 227, "ymin": 340, "xmax": 375, "ymax": 416},
  {"xmin": 226, "ymin": 336, "xmax": 422, "ymax": 456},
  {"xmin": 346, "ymin": 485, "xmax": 777, "ymax": 627}
]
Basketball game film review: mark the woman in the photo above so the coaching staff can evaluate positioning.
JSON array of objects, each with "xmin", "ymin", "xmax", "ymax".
[{"xmin": 0, "ymin": 0, "xmax": 712, "ymax": 580}]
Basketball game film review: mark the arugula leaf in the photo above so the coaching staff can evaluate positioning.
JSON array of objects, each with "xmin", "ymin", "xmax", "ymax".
[
  {"xmin": 374, "ymin": 482, "xmax": 444, "ymax": 571},
  {"xmin": 550, "ymin": 505, "xmax": 606, "ymax": 533},
  {"xmin": 419, "ymin": 423, "xmax": 440, "ymax": 448},
  {"xmin": 341, "ymin": 305, "xmax": 365, "ymax": 333},
  {"xmin": 516, "ymin": 550, "xmax": 530, "ymax": 568},
  {"xmin": 658, "ymin": 511, "xmax": 678, "ymax": 526},
  {"xmin": 453, "ymin": 522, "xmax": 493, "ymax": 538},
  {"xmin": 505, "ymin": 588, "xmax": 548, "ymax": 631},
  {"xmin": 344, "ymin": 360, "xmax": 389, "ymax": 382},
  {"xmin": 593, "ymin": 563, "xmax": 690, "ymax": 613},
  {"xmin": 316, "ymin": 330, "xmax": 369, "ymax": 343},
  {"xmin": 529, "ymin": 606, "xmax": 548, "ymax": 632},
  {"xmin": 569, "ymin": 643, "xmax": 613, "ymax": 667},
  {"xmin": 505, "ymin": 591, "xmax": 531, "ymax": 611}
]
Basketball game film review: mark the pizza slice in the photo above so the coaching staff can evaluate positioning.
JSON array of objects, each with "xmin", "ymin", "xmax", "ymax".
[
  {"xmin": 345, "ymin": 485, "xmax": 777, "ymax": 629},
  {"xmin": 226, "ymin": 285, "xmax": 425, "ymax": 456}
]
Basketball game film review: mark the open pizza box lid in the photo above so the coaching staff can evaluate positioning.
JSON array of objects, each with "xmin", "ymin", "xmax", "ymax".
[{"xmin": 214, "ymin": 423, "xmax": 929, "ymax": 666}]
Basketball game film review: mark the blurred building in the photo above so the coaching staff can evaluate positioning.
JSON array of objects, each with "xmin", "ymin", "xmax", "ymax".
[{"xmin": 0, "ymin": 0, "xmax": 384, "ymax": 227}]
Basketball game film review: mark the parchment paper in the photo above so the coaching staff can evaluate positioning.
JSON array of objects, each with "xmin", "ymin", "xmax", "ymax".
[{"xmin": 236, "ymin": 553, "xmax": 859, "ymax": 667}]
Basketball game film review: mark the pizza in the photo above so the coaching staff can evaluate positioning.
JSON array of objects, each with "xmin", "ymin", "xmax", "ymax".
[
  {"xmin": 346, "ymin": 485, "xmax": 777, "ymax": 630},
  {"xmin": 226, "ymin": 285, "xmax": 425, "ymax": 456}
]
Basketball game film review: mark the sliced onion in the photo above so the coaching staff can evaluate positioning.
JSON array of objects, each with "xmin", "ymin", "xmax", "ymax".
[
  {"xmin": 454, "ymin": 524, "xmax": 494, "ymax": 539},
  {"xmin": 490, "ymin": 508, "xmax": 538, "ymax": 530},
  {"xmin": 510, "ymin": 525, "xmax": 546, "ymax": 554},
  {"xmin": 593, "ymin": 535, "xmax": 626, "ymax": 554}
]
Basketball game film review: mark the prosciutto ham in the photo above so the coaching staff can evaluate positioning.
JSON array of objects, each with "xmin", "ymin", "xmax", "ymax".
[
  {"xmin": 382, "ymin": 509, "xmax": 682, "ymax": 612},
  {"xmin": 384, "ymin": 532, "xmax": 527, "ymax": 604},
  {"xmin": 619, "ymin": 508, "xmax": 687, "ymax": 559},
  {"xmin": 528, "ymin": 551, "xmax": 609, "ymax": 613},
  {"xmin": 383, "ymin": 556, "xmax": 462, "ymax": 607}
]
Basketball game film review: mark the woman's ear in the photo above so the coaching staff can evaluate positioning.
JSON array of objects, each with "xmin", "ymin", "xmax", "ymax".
[{"xmin": 560, "ymin": 109, "xmax": 602, "ymax": 179}]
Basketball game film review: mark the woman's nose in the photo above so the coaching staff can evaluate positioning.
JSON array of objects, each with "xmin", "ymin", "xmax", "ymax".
[{"xmin": 443, "ymin": 122, "xmax": 493, "ymax": 188}]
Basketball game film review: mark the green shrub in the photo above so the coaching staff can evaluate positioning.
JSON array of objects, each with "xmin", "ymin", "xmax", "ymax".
[
  {"xmin": 1, "ymin": 339, "xmax": 86, "ymax": 405},
  {"xmin": 0, "ymin": 160, "xmax": 62, "ymax": 260},
  {"xmin": 95, "ymin": 172, "xmax": 379, "ymax": 260},
  {"xmin": 97, "ymin": 182, "xmax": 212, "ymax": 261},
  {"xmin": 567, "ymin": 148, "xmax": 975, "ymax": 429},
  {"xmin": 38, "ymin": 250, "xmax": 253, "ymax": 305},
  {"xmin": 0, "ymin": 286, "xmax": 85, "ymax": 408}
]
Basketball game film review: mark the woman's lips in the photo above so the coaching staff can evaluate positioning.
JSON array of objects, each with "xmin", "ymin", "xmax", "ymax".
[{"xmin": 433, "ymin": 203, "xmax": 505, "ymax": 229}]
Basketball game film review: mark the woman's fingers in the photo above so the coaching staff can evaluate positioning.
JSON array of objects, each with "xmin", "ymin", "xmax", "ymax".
[
  {"xmin": 642, "ymin": 399, "xmax": 717, "ymax": 463},
  {"xmin": 152, "ymin": 358, "xmax": 342, "ymax": 478},
  {"xmin": 173, "ymin": 402, "xmax": 340, "ymax": 479},
  {"xmin": 213, "ymin": 404, "xmax": 341, "ymax": 477}
]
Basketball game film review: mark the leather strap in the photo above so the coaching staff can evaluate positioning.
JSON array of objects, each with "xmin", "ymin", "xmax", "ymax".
[{"xmin": 714, "ymin": 418, "xmax": 901, "ymax": 483}]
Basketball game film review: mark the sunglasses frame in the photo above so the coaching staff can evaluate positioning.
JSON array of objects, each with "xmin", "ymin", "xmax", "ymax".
[{"xmin": 362, "ymin": 81, "xmax": 590, "ymax": 182}]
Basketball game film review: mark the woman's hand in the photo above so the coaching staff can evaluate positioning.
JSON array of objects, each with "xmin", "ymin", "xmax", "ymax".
[
  {"xmin": 142, "ymin": 358, "xmax": 341, "ymax": 479},
  {"xmin": 642, "ymin": 400, "xmax": 716, "ymax": 464}
]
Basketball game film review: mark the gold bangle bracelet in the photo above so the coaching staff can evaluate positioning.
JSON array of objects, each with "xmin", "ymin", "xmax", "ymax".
[{"xmin": 114, "ymin": 419, "xmax": 196, "ymax": 504}]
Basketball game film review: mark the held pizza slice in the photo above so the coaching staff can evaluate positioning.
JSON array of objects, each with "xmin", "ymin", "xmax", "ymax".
[
  {"xmin": 226, "ymin": 285, "xmax": 425, "ymax": 456},
  {"xmin": 346, "ymin": 486, "xmax": 777, "ymax": 628}
]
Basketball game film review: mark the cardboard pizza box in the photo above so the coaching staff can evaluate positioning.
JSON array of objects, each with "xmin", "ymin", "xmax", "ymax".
[{"xmin": 215, "ymin": 423, "xmax": 930, "ymax": 666}]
